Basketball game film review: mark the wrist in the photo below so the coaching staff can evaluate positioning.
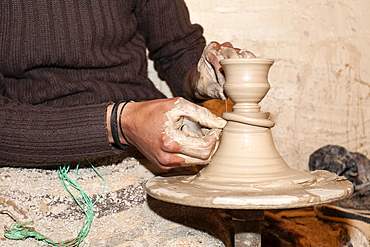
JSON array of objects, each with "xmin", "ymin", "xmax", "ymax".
[
  {"xmin": 106, "ymin": 104, "xmax": 114, "ymax": 143},
  {"xmin": 184, "ymin": 66, "xmax": 202, "ymax": 101},
  {"xmin": 106, "ymin": 101, "xmax": 131, "ymax": 148}
]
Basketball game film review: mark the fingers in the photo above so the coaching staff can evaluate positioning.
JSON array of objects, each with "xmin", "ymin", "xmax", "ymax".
[
  {"xmin": 153, "ymin": 131, "xmax": 215, "ymax": 170},
  {"xmin": 175, "ymin": 154, "xmax": 210, "ymax": 166},
  {"xmin": 207, "ymin": 41, "xmax": 256, "ymax": 59},
  {"xmin": 209, "ymin": 41, "xmax": 234, "ymax": 50},
  {"xmin": 181, "ymin": 124, "xmax": 202, "ymax": 138},
  {"xmin": 160, "ymin": 128, "xmax": 221, "ymax": 167},
  {"xmin": 203, "ymin": 52, "xmax": 226, "ymax": 100},
  {"xmin": 176, "ymin": 128, "xmax": 222, "ymax": 159},
  {"xmin": 237, "ymin": 49, "xmax": 256, "ymax": 58},
  {"xmin": 220, "ymin": 47, "xmax": 241, "ymax": 59},
  {"xmin": 196, "ymin": 53, "xmax": 225, "ymax": 100},
  {"xmin": 220, "ymin": 42, "xmax": 233, "ymax": 48},
  {"xmin": 212, "ymin": 46, "xmax": 256, "ymax": 59},
  {"xmin": 165, "ymin": 98, "xmax": 227, "ymax": 129},
  {"xmin": 165, "ymin": 128, "xmax": 220, "ymax": 159},
  {"xmin": 161, "ymin": 98, "xmax": 225, "ymax": 166},
  {"xmin": 196, "ymin": 41, "xmax": 255, "ymax": 101}
]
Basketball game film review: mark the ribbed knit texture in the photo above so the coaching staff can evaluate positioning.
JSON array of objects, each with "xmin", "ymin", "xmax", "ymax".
[{"xmin": 0, "ymin": 0, "xmax": 205, "ymax": 167}]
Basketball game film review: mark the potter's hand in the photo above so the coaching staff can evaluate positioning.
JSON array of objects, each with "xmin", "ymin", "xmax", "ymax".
[
  {"xmin": 117, "ymin": 97, "xmax": 226, "ymax": 171},
  {"xmin": 185, "ymin": 41, "xmax": 255, "ymax": 101}
]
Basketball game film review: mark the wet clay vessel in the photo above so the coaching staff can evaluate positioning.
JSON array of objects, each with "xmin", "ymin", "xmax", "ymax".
[{"xmin": 146, "ymin": 58, "xmax": 353, "ymax": 210}]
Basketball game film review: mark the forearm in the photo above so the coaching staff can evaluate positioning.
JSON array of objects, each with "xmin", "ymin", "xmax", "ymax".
[
  {"xmin": 0, "ymin": 100, "xmax": 115, "ymax": 167},
  {"xmin": 135, "ymin": 0, "xmax": 205, "ymax": 99}
]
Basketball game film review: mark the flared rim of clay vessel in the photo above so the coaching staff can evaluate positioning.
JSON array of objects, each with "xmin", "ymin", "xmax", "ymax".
[{"xmin": 220, "ymin": 58, "xmax": 274, "ymax": 64}]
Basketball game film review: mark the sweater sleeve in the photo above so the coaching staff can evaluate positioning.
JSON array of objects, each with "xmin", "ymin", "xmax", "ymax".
[
  {"xmin": 0, "ymin": 78, "xmax": 117, "ymax": 167},
  {"xmin": 135, "ymin": 0, "xmax": 206, "ymax": 100}
]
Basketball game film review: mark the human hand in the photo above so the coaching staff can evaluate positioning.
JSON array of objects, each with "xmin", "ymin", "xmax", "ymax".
[
  {"xmin": 186, "ymin": 41, "xmax": 255, "ymax": 101},
  {"xmin": 118, "ymin": 97, "xmax": 227, "ymax": 171}
]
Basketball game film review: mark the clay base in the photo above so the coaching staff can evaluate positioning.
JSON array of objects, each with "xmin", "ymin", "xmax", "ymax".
[{"xmin": 146, "ymin": 170, "xmax": 353, "ymax": 209}]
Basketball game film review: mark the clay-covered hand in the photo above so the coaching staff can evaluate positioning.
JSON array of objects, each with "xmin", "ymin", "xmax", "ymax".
[
  {"xmin": 120, "ymin": 97, "xmax": 227, "ymax": 170},
  {"xmin": 187, "ymin": 41, "xmax": 255, "ymax": 101}
]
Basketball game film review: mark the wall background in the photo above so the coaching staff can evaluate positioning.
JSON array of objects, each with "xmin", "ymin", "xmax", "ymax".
[{"xmin": 149, "ymin": 0, "xmax": 370, "ymax": 170}]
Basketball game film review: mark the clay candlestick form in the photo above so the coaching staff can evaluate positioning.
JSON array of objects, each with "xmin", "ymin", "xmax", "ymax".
[
  {"xmin": 147, "ymin": 58, "xmax": 352, "ymax": 208},
  {"xmin": 146, "ymin": 58, "xmax": 353, "ymax": 246}
]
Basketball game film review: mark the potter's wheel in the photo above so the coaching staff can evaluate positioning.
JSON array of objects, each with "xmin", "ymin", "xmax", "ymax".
[
  {"xmin": 147, "ymin": 58, "xmax": 353, "ymax": 210},
  {"xmin": 146, "ymin": 58, "xmax": 353, "ymax": 247},
  {"xmin": 146, "ymin": 169, "xmax": 352, "ymax": 209}
]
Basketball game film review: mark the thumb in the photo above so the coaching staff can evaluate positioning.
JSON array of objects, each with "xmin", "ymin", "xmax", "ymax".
[{"xmin": 174, "ymin": 98, "xmax": 227, "ymax": 129}]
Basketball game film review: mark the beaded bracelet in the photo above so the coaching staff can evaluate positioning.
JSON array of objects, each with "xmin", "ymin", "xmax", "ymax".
[{"xmin": 110, "ymin": 100, "xmax": 129, "ymax": 149}]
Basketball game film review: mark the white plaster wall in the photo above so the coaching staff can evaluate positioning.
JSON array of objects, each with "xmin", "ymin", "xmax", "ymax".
[{"xmin": 149, "ymin": 0, "xmax": 370, "ymax": 170}]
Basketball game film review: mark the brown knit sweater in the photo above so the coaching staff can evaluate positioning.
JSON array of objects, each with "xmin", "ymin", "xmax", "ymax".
[{"xmin": 0, "ymin": 0, "xmax": 206, "ymax": 167}]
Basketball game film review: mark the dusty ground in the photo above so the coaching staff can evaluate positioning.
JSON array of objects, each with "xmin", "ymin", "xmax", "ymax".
[
  {"xmin": 0, "ymin": 149, "xmax": 229, "ymax": 247},
  {"xmin": 0, "ymin": 148, "xmax": 368, "ymax": 246}
]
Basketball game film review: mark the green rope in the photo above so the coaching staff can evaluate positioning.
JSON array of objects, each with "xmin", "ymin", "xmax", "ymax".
[{"xmin": 1, "ymin": 162, "xmax": 106, "ymax": 246}]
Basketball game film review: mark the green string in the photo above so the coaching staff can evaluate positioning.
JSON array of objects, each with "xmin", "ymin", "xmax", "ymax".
[{"xmin": 1, "ymin": 162, "xmax": 106, "ymax": 247}]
